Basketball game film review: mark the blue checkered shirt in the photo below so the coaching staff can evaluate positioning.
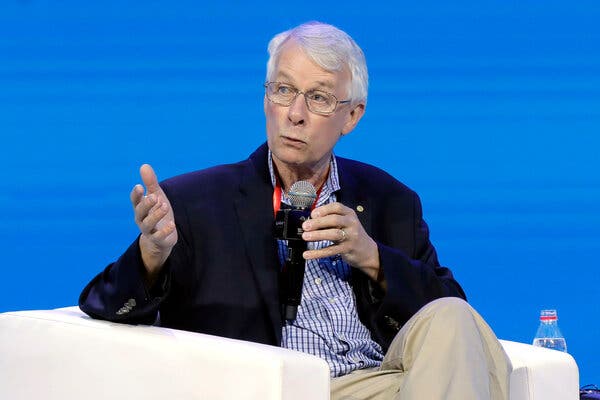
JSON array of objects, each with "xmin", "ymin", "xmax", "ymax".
[{"xmin": 268, "ymin": 151, "xmax": 384, "ymax": 377}]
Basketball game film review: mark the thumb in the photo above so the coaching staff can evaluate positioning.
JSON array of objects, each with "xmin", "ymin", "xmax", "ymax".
[{"xmin": 140, "ymin": 164, "xmax": 162, "ymax": 194}]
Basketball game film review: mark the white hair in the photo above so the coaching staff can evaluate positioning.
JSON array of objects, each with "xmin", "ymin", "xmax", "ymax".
[{"xmin": 266, "ymin": 21, "xmax": 368, "ymax": 105}]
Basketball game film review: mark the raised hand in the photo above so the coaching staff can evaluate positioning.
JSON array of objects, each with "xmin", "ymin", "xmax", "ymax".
[{"xmin": 130, "ymin": 164, "xmax": 178, "ymax": 279}]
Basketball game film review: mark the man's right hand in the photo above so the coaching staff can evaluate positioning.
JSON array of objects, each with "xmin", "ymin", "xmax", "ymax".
[{"xmin": 130, "ymin": 164, "xmax": 178, "ymax": 282}]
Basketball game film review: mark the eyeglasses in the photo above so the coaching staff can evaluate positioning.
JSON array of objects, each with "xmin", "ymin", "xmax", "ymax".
[{"xmin": 264, "ymin": 82, "xmax": 351, "ymax": 115}]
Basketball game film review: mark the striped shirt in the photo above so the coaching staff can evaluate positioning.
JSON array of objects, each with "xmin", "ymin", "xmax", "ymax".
[{"xmin": 268, "ymin": 151, "xmax": 384, "ymax": 377}]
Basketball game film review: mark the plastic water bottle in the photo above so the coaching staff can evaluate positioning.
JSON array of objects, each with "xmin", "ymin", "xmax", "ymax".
[{"xmin": 532, "ymin": 309, "xmax": 567, "ymax": 352}]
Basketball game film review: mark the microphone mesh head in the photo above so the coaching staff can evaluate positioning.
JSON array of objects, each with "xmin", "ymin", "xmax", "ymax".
[{"xmin": 288, "ymin": 181, "xmax": 317, "ymax": 209}]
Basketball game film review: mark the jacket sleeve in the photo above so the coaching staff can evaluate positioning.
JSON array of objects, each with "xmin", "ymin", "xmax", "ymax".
[
  {"xmin": 78, "ymin": 237, "xmax": 172, "ymax": 325},
  {"xmin": 354, "ymin": 190, "xmax": 466, "ymax": 351}
]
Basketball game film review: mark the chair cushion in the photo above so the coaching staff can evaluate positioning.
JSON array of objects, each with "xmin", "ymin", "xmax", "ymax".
[{"xmin": 0, "ymin": 307, "xmax": 330, "ymax": 400}]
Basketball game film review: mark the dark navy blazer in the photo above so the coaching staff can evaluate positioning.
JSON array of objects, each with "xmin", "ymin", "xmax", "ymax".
[{"xmin": 79, "ymin": 143, "xmax": 465, "ymax": 352}]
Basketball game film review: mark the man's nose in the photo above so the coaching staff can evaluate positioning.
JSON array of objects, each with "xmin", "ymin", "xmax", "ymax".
[{"xmin": 287, "ymin": 93, "xmax": 308, "ymax": 125}]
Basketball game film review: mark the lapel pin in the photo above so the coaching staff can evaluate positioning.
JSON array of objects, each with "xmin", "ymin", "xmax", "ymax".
[{"xmin": 356, "ymin": 205, "xmax": 364, "ymax": 212}]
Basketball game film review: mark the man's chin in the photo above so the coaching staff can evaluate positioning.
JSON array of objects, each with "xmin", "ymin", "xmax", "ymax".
[{"xmin": 271, "ymin": 148, "xmax": 308, "ymax": 167}]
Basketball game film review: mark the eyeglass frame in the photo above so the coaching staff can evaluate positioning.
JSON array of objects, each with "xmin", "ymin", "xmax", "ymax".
[{"xmin": 263, "ymin": 81, "xmax": 352, "ymax": 115}]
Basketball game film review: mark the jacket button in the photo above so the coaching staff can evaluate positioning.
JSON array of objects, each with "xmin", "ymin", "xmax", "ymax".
[{"xmin": 384, "ymin": 315, "xmax": 400, "ymax": 331}]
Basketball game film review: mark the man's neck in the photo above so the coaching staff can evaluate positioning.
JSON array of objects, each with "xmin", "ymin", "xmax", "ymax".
[{"xmin": 273, "ymin": 158, "xmax": 331, "ymax": 194}]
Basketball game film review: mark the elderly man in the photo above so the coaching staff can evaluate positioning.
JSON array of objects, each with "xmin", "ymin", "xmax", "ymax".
[{"xmin": 80, "ymin": 21, "xmax": 510, "ymax": 400}]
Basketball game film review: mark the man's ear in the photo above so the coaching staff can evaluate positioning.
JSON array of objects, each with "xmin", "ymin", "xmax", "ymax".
[{"xmin": 341, "ymin": 103, "xmax": 365, "ymax": 135}]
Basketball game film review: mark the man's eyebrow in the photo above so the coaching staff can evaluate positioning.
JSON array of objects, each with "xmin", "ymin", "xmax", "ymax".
[
  {"xmin": 274, "ymin": 71, "xmax": 336, "ymax": 90},
  {"xmin": 312, "ymin": 80, "xmax": 336, "ymax": 90},
  {"xmin": 274, "ymin": 71, "xmax": 294, "ymax": 82}
]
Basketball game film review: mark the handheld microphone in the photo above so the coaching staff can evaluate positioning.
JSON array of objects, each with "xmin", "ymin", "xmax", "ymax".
[{"xmin": 274, "ymin": 181, "xmax": 317, "ymax": 321}]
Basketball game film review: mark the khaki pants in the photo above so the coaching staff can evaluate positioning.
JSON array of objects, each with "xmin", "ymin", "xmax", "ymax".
[{"xmin": 331, "ymin": 298, "xmax": 511, "ymax": 400}]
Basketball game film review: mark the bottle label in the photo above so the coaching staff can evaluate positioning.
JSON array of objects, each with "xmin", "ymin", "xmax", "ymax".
[{"xmin": 533, "ymin": 338, "xmax": 567, "ymax": 352}]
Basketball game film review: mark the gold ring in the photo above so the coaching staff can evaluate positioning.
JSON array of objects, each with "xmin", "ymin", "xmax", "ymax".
[{"xmin": 339, "ymin": 228, "xmax": 347, "ymax": 242}]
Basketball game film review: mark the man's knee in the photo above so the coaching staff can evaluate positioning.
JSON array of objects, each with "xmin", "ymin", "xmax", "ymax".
[
  {"xmin": 418, "ymin": 296, "xmax": 478, "ymax": 331},
  {"xmin": 424, "ymin": 296, "xmax": 471, "ymax": 315},
  {"xmin": 394, "ymin": 297, "xmax": 480, "ymax": 348}
]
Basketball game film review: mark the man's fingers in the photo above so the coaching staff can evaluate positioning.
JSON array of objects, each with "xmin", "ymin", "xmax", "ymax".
[
  {"xmin": 130, "ymin": 184, "xmax": 145, "ymax": 207},
  {"xmin": 140, "ymin": 164, "xmax": 162, "ymax": 194},
  {"xmin": 143, "ymin": 220, "xmax": 176, "ymax": 244},
  {"xmin": 139, "ymin": 201, "xmax": 170, "ymax": 234},
  {"xmin": 133, "ymin": 193, "xmax": 159, "ymax": 225},
  {"xmin": 302, "ymin": 227, "xmax": 345, "ymax": 243},
  {"xmin": 304, "ymin": 202, "xmax": 353, "ymax": 231},
  {"xmin": 303, "ymin": 245, "xmax": 343, "ymax": 260},
  {"xmin": 303, "ymin": 214, "xmax": 346, "ymax": 233},
  {"xmin": 310, "ymin": 202, "xmax": 348, "ymax": 218}
]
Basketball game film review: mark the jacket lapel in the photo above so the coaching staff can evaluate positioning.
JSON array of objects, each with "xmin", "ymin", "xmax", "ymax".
[
  {"xmin": 336, "ymin": 158, "xmax": 373, "ymax": 238},
  {"xmin": 336, "ymin": 158, "xmax": 381, "ymax": 307},
  {"xmin": 233, "ymin": 144, "xmax": 283, "ymax": 343}
]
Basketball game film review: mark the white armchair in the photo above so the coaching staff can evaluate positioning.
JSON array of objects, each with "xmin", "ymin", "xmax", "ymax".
[{"xmin": 0, "ymin": 307, "xmax": 579, "ymax": 400}]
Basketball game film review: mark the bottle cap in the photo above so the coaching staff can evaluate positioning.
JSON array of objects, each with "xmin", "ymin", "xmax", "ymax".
[{"xmin": 540, "ymin": 309, "xmax": 558, "ymax": 322}]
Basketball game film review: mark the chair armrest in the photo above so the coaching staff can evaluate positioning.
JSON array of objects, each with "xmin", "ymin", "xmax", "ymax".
[
  {"xmin": 0, "ymin": 307, "xmax": 330, "ymax": 400},
  {"xmin": 1, "ymin": 307, "xmax": 580, "ymax": 400},
  {"xmin": 500, "ymin": 339, "xmax": 579, "ymax": 400}
]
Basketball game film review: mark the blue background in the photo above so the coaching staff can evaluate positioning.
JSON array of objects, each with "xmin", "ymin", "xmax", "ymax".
[{"xmin": 1, "ymin": 0, "xmax": 598, "ymax": 386}]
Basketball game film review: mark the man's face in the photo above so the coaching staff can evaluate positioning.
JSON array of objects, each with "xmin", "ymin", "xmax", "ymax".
[{"xmin": 264, "ymin": 40, "xmax": 364, "ymax": 173}]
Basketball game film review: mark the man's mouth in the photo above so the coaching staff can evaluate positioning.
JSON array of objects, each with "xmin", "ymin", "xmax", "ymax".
[{"xmin": 281, "ymin": 135, "xmax": 306, "ymax": 145}]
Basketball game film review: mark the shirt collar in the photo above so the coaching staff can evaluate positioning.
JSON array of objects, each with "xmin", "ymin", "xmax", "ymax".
[{"xmin": 267, "ymin": 150, "xmax": 341, "ymax": 202}]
